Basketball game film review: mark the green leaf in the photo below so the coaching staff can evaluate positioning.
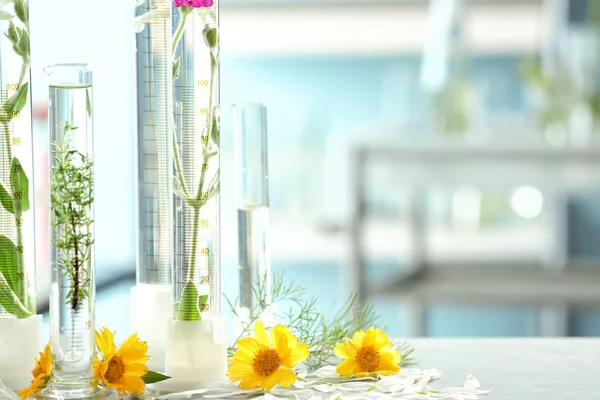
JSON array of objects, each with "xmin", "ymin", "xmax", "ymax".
[
  {"xmin": 2, "ymin": 82, "xmax": 29, "ymax": 118},
  {"xmin": 0, "ymin": 269, "xmax": 32, "ymax": 318},
  {"xmin": 17, "ymin": 28, "xmax": 29, "ymax": 59},
  {"xmin": 14, "ymin": 0, "xmax": 28, "ymax": 25},
  {"xmin": 86, "ymin": 89, "xmax": 92, "ymax": 118},
  {"xmin": 175, "ymin": 280, "xmax": 201, "ymax": 321},
  {"xmin": 0, "ymin": 10, "xmax": 13, "ymax": 21},
  {"xmin": 210, "ymin": 106, "xmax": 220, "ymax": 145},
  {"xmin": 4, "ymin": 20, "xmax": 19, "ymax": 43},
  {"xmin": 198, "ymin": 294, "xmax": 209, "ymax": 308},
  {"xmin": 0, "ymin": 182, "xmax": 14, "ymax": 214},
  {"xmin": 141, "ymin": 371, "xmax": 171, "ymax": 384},
  {"xmin": 10, "ymin": 157, "xmax": 29, "ymax": 213},
  {"xmin": 0, "ymin": 235, "xmax": 18, "ymax": 293}
]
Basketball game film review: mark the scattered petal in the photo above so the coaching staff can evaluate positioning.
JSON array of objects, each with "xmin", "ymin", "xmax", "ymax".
[{"xmin": 463, "ymin": 375, "xmax": 481, "ymax": 390}]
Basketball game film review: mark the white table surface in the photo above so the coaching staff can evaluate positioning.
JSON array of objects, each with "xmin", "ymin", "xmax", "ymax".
[{"xmin": 410, "ymin": 338, "xmax": 600, "ymax": 399}]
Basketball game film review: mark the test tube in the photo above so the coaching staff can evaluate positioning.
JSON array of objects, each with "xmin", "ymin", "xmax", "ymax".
[
  {"xmin": 0, "ymin": 0, "xmax": 43, "ymax": 390},
  {"xmin": 40, "ymin": 64, "xmax": 115, "ymax": 399},
  {"xmin": 163, "ymin": 1, "xmax": 226, "ymax": 390},
  {"xmin": 132, "ymin": 0, "xmax": 173, "ymax": 372},
  {"xmin": 231, "ymin": 103, "xmax": 273, "ymax": 328}
]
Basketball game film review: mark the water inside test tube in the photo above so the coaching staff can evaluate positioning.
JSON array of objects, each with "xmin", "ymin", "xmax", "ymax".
[{"xmin": 238, "ymin": 205, "xmax": 271, "ymax": 308}]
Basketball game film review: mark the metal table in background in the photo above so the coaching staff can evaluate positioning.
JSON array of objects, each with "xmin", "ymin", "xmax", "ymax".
[{"xmin": 349, "ymin": 139, "xmax": 600, "ymax": 335}]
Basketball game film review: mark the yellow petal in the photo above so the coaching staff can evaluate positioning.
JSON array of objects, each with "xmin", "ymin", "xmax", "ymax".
[
  {"xmin": 231, "ymin": 338, "xmax": 261, "ymax": 363},
  {"xmin": 226, "ymin": 363, "xmax": 254, "ymax": 380},
  {"xmin": 18, "ymin": 375, "xmax": 45, "ymax": 399},
  {"xmin": 273, "ymin": 367, "xmax": 296, "ymax": 388},
  {"xmin": 259, "ymin": 368, "xmax": 295, "ymax": 391},
  {"xmin": 123, "ymin": 362, "xmax": 147, "ymax": 377},
  {"xmin": 361, "ymin": 328, "xmax": 377, "ymax": 348},
  {"xmin": 334, "ymin": 343, "xmax": 355, "ymax": 360},
  {"xmin": 117, "ymin": 334, "xmax": 149, "ymax": 363},
  {"xmin": 350, "ymin": 330, "xmax": 366, "ymax": 349},
  {"xmin": 237, "ymin": 373, "xmax": 264, "ymax": 390},
  {"xmin": 336, "ymin": 358, "xmax": 357, "ymax": 377},
  {"xmin": 92, "ymin": 357, "xmax": 109, "ymax": 387},
  {"xmin": 373, "ymin": 329, "xmax": 393, "ymax": 352},
  {"xmin": 40, "ymin": 343, "xmax": 52, "ymax": 376},
  {"xmin": 376, "ymin": 351, "xmax": 400, "ymax": 375},
  {"xmin": 284, "ymin": 341, "xmax": 309, "ymax": 367},
  {"xmin": 117, "ymin": 374, "xmax": 146, "ymax": 394},
  {"xmin": 96, "ymin": 327, "xmax": 117, "ymax": 357},
  {"xmin": 253, "ymin": 321, "xmax": 271, "ymax": 348},
  {"xmin": 271, "ymin": 325, "xmax": 290, "ymax": 361}
]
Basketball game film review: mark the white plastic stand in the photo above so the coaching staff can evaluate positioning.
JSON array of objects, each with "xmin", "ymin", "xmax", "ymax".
[
  {"xmin": 130, "ymin": 284, "xmax": 172, "ymax": 372},
  {"xmin": 0, "ymin": 315, "xmax": 43, "ymax": 391},
  {"xmin": 158, "ymin": 315, "xmax": 227, "ymax": 392}
]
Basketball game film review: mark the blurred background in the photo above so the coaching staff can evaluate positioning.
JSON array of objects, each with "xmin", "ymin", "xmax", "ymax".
[{"xmin": 30, "ymin": 0, "xmax": 600, "ymax": 343}]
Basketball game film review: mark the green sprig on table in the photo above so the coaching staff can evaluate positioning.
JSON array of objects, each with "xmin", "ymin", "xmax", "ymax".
[{"xmin": 226, "ymin": 272, "xmax": 415, "ymax": 370}]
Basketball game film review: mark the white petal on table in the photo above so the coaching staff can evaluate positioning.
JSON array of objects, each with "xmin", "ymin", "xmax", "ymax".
[{"xmin": 463, "ymin": 375, "xmax": 481, "ymax": 390}]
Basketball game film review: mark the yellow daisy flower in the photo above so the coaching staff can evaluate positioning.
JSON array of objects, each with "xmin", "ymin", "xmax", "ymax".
[
  {"xmin": 92, "ymin": 327, "xmax": 150, "ymax": 395},
  {"xmin": 334, "ymin": 327, "xmax": 401, "ymax": 378},
  {"xmin": 227, "ymin": 321, "xmax": 310, "ymax": 391},
  {"xmin": 18, "ymin": 342, "xmax": 52, "ymax": 399}
]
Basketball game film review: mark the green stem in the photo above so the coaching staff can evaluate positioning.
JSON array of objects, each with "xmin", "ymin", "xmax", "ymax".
[
  {"xmin": 17, "ymin": 58, "xmax": 29, "ymax": 89},
  {"xmin": 172, "ymin": 125, "xmax": 191, "ymax": 199},
  {"xmin": 172, "ymin": 7, "xmax": 191, "ymax": 54},
  {"xmin": 187, "ymin": 148, "xmax": 216, "ymax": 282}
]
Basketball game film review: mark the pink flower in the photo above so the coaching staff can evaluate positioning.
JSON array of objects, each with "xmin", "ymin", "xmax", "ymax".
[{"xmin": 173, "ymin": 0, "xmax": 213, "ymax": 7}]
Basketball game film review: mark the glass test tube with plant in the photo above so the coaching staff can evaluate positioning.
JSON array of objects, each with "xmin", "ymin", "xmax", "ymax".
[
  {"xmin": 0, "ymin": 0, "xmax": 44, "ymax": 391},
  {"xmin": 171, "ymin": 0, "xmax": 220, "ymax": 322},
  {"xmin": 0, "ymin": 0, "xmax": 34, "ymax": 320}
]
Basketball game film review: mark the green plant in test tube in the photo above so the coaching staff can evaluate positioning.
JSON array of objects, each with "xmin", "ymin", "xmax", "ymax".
[
  {"xmin": 171, "ymin": 0, "xmax": 220, "ymax": 321},
  {"xmin": 0, "ymin": 0, "xmax": 35, "ymax": 319}
]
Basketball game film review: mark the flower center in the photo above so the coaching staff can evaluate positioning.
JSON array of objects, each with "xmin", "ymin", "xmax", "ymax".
[
  {"xmin": 355, "ymin": 345, "xmax": 379, "ymax": 372},
  {"xmin": 104, "ymin": 356, "xmax": 125, "ymax": 383},
  {"xmin": 252, "ymin": 348, "xmax": 281, "ymax": 377}
]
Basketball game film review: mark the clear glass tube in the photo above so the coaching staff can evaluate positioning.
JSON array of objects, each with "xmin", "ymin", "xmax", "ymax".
[
  {"xmin": 42, "ymin": 63, "xmax": 103, "ymax": 398},
  {"xmin": 232, "ymin": 104, "xmax": 271, "ymax": 321},
  {"xmin": 135, "ymin": 0, "xmax": 173, "ymax": 286},
  {"xmin": 0, "ymin": 0, "xmax": 36, "ymax": 320},
  {"xmin": 172, "ymin": 4, "xmax": 220, "ymax": 321},
  {"xmin": 132, "ymin": 0, "xmax": 174, "ymax": 371}
]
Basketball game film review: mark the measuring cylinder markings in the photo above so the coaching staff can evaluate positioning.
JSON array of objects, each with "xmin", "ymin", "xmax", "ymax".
[{"xmin": 136, "ymin": 0, "xmax": 173, "ymax": 285}]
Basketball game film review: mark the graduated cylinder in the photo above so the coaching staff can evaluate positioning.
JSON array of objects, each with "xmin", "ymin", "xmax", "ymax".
[
  {"xmin": 132, "ymin": 0, "xmax": 174, "ymax": 371},
  {"xmin": 0, "ymin": 0, "xmax": 43, "ymax": 390},
  {"xmin": 163, "ymin": 1, "xmax": 226, "ymax": 390},
  {"xmin": 44, "ymin": 64, "xmax": 100, "ymax": 396}
]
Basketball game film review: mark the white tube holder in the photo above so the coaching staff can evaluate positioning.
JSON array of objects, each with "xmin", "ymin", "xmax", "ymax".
[
  {"xmin": 130, "ymin": 284, "xmax": 172, "ymax": 372},
  {"xmin": 158, "ymin": 315, "xmax": 227, "ymax": 392},
  {"xmin": 0, "ymin": 315, "xmax": 43, "ymax": 391}
]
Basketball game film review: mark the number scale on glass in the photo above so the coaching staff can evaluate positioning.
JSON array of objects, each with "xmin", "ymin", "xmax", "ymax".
[
  {"xmin": 173, "ymin": 7, "xmax": 220, "ymax": 315},
  {"xmin": 0, "ymin": 89, "xmax": 16, "ymax": 240},
  {"xmin": 135, "ymin": 0, "xmax": 173, "ymax": 285}
]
